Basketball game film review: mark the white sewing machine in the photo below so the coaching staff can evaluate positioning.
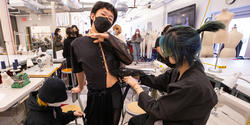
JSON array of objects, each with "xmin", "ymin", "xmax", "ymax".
[{"xmin": 207, "ymin": 88, "xmax": 250, "ymax": 125}]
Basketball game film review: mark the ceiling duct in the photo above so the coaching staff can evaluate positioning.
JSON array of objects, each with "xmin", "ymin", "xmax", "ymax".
[
  {"xmin": 23, "ymin": 0, "xmax": 46, "ymax": 9},
  {"xmin": 23, "ymin": 2, "xmax": 43, "ymax": 13},
  {"xmin": 9, "ymin": 0, "xmax": 45, "ymax": 14},
  {"xmin": 81, "ymin": 3, "xmax": 128, "ymax": 12},
  {"xmin": 61, "ymin": 0, "xmax": 82, "ymax": 9}
]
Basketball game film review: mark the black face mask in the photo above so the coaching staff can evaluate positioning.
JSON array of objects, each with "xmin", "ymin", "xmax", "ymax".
[
  {"xmin": 94, "ymin": 16, "xmax": 112, "ymax": 33},
  {"xmin": 162, "ymin": 57, "xmax": 176, "ymax": 68},
  {"xmin": 74, "ymin": 31, "xmax": 79, "ymax": 35}
]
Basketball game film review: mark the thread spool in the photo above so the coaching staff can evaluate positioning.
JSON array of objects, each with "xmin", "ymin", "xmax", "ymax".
[
  {"xmin": 1, "ymin": 61, "xmax": 6, "ymax": 69},
  {"xmin": 13, "ymin": 62, "xmax": 17, "ymax": 70},
  {"xmin": 14, "ymin": 59, "xmax": 18, "ymax": 66}
]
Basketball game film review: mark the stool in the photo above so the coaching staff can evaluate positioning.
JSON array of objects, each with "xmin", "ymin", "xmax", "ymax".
[
  {"xmin": 120, "ymin": 101, "xmax": 146, "ymax": 125},
  {"xmin": 61, "ymin": 105, "xmax": 81, "ymax": 125},
  {"xmin": 61, "ymin": 68, "xmax": 73, "ymax": 89}
]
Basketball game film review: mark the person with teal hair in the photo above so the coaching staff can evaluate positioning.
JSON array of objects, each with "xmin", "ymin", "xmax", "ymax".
[{"xmin": 123, "ymin": 21, "xmax": 225, "ymax": 125}]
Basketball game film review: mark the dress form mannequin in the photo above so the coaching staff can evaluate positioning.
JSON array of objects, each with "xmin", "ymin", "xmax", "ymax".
[
  {"xmin": 213, "ymin": 9, "xmax": 234, "ymax": 44},
  {"xmin": 200, "ymin": 9, "xmax": 234, "ymax": 57},
  {"xmin": 215, "ymin": 9, "xmax": 234, "ymax": 31},
  {"xmin": 220, "ymin": 28, "xmax": 243, "ymax": 57},
  {"xmin": 200, "ymin": 32, "xmax": 215, "ymax": 57}
]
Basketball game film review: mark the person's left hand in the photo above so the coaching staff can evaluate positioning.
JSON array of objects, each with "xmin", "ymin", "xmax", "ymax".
[
  {"xmin": 87, "ymin": 33, "xmax": 110, "ymax": 43},
  {"xmin": 73, "ymin": 111, "xmax": 84, "ymax": 117},
  {"xmin": 123, "ymin": 76, "xmax": 139, "ymax": 88}
]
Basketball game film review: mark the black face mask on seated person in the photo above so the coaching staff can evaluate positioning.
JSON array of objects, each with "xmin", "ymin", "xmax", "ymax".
[
  {"xmin": 94, "ymin": 16, "xmax": 112, "ymax": 33},
  {"xmin": 161, "ymin": 56, "xmax": 176, "ymax": 68}
]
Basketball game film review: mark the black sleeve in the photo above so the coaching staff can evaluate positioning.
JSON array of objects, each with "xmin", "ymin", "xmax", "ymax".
[
  {"xmin": 70, "ymin": 43, "xmax": 83, "ymax": 73},
  {"xmin": 140, "ymin": 70, "xmax": 172, "ymax": 91},
  {"xmin": 107, "ymin": 33, "xmax": 133, "ymax": 65},
  {"xmin": 61, "ymin": 111, "xmax": 77, "ymax": 124},
  {"xmin": 138, "ymin": 82, "xmax": 198, "ymax": 121},
  {"xmin": 155, "ymin": 37, "xmax": 160, "ymax": 48},
  {"xmin": 63, "ymin": 39, "xmax": 68, "ymax": 58}
]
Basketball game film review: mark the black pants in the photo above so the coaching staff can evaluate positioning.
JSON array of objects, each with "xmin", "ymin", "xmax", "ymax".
[
  {"xmin": 85, "ymin": 83, "xmax": 122, "ymax": 125},
  {"xmin": 128, "ymin": 114, "xmax": 148, "ymax": 125},
  {"xmin": 129, "ymin": 114, "xmax": 159, "ymax": 125}
]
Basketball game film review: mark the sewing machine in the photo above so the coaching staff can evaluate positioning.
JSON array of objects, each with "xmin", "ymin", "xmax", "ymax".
[{"xmin": 207, "ymin": 88, "xmax": 250, "ymax": 125}]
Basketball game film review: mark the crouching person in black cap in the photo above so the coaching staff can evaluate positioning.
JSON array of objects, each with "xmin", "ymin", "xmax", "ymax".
[{"xmin": 24, "ymin": 78, "xmax": 83, "ymax": 125}]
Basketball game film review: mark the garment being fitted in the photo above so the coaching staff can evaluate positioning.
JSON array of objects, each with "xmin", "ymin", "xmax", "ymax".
[
  {"xmin": 71, "ymin": 34, "xmax": 133, "ymax": 89},
  {"xmin": 136, "ymin": 61, "xmax": 218, "ymax": 125}
]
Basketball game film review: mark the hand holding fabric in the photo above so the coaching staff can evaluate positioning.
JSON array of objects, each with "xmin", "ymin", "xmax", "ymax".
[{"xmin": 123, "ymin": 76, "xmax": 143, "ymax": 95}]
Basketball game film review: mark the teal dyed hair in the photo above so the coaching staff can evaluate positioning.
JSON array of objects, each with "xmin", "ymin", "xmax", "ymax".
[{"xmin": 160, "ymin": 21, "xmax": 225, "ymax": 67}]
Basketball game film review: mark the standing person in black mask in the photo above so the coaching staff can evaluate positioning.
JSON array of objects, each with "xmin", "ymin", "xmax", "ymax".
[
  {"xmin": 123, "ymin": 21, "xmax": 225, "ymax": 125},
  {"xmin": 70, "ymin": 1, "xmax": 133, "ymax": 125},
  {"xmin": 71, "ymin": 25, "xmax": 82, "ymax": 37},
  {"xmin": 63, "ymin": 27, "xmax": 76, "ymax": 89}
]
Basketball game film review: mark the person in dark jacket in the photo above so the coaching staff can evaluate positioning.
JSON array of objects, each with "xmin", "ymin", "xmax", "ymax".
[
  {"xmin": 53, "ymin": 28, "xmax": 63, "ymax": 59},
  {"xmin": 63, "ymin": 27, "xmax": 77, "ymax": 89},
  {"xmin": 63, "ymin": 27, "xmax": 76, "ymax": 68},
  {"xmin": 123, "ymin": 21, "xmax": 225, "ymax": 125},
  {"xmin": 24, "ymin": 78, "xmax": 83, "ymax": 125}
]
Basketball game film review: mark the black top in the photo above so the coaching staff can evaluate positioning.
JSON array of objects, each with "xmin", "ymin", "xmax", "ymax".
[
  {"xmin": 138, "ymin": 61, "xmax": 218, "ymax": 125},
  {"xmin": 63, "ymin": 37, "xmax": 76, "ymax": 68},
  {"xmin": 71, "ymin": 34, "xmax": 133, "ymax": 89},
  {"xmin": 24, "ymin": 91, "xmax": 76, "ymax": 125}
]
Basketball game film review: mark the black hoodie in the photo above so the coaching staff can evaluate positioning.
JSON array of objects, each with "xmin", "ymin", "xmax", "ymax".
[{"xmin": 24, "ymin": 91, "xmax": 76, "ymax": 125}]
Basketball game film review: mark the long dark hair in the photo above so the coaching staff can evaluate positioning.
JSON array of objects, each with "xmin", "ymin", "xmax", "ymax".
[
  {"xmin": 71, "ymin": 25, "xmax": 79, "ymax": 35},
  {"xmin": 160, "ymin": 21, "xmax": 225, "ymax": 67},
  {"xmin": 54, "ymin": 28, "xmax": 61, "ymax": 36},
  {"xmin": 132, "ymin": 29, "xmax": 141, "ymax": 40}
]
